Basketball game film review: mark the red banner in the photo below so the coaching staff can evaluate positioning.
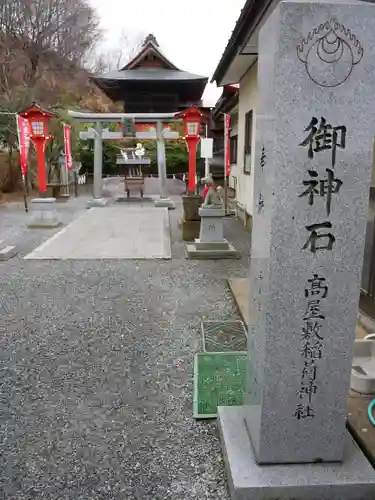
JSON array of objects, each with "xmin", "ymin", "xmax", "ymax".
[
  {"xmin": 224, "ymin": 114, "xmax": 231, "ymax": 176},
  {"xmin": 63, "ymin": 124, "xmax": 73, "ymax": 170},
  {"xmin": 16, "ymin": 115, "xmax": 30, "ymax": 176}
]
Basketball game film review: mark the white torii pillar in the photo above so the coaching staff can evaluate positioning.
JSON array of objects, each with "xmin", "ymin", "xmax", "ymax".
[
  {"xmin": 93, "ymin": 122, "xmax": 103, "ymax": 199},
  {"xmin": 154, "ymin": 120, "xmax": 175, "ymax": 209},
  {"xmin": 86, "ymin": 122, "xmax": 109, "ymax": 208}
]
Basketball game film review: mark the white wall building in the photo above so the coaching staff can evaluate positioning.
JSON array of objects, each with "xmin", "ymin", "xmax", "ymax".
[{"xmin": 211, "ymin": 0, "xmax": 278, "ymax": 230}]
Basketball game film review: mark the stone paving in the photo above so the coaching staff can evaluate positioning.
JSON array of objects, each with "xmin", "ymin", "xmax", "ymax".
[
  {"xmin": 0, "ymin": 193, "xmax": 251, "ymax": 500},
  {"xmin": 25, "ymin": 206, "xmax": 172, "ymax": 260}
]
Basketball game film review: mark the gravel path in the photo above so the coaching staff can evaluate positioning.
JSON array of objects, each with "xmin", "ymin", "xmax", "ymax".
[{"xmin": 0, "ymin": 196, "xmax": 251, "ymax": 500}]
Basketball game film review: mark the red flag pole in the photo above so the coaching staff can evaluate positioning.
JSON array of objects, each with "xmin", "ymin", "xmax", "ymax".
[
  {"xmin": 224, "ymin": 114, "xmax": 231, "ymax": 214},
  {"xmin": 63, "ymin": 124, "xmax": 72, "ymax": 196},
  {"xmin": 15, "ymin": 114, "xmax": 28, "ymax": 212}
]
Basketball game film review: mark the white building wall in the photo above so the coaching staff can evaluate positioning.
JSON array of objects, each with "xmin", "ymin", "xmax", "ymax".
[{"xmin": 235, "ymin": 62, "xmax": 258, "ymax": 217}]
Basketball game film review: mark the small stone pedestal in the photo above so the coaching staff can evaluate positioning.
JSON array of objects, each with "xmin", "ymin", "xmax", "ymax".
[
  {"xmin": 186, "ymin": 207, "xmax": 238, "ymax": 259},
  {"xmin": 27, "ymin": 198, "xmax": 61, "ymax": 228},
  {"xmin": 86, "ymin": 197, "xmax": 111, "ymax": 208},
  {"xmin": 154, "ymin": 197, "xmax": 176, "ymax": 209}
]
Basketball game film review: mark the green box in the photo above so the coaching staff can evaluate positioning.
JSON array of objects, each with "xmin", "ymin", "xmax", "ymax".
[{"xmin": 193, "ymin": 352, "xmax": 247, "ymax": 419}]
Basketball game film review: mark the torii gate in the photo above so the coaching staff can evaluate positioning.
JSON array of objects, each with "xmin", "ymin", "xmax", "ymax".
[{"xmin": 68, "ymin": 111, "xmax": 182, "ymax": 209}]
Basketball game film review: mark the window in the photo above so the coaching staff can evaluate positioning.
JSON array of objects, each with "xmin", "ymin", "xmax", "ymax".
[
  {"xmin": 230, "ymin": 135, "xmax": 238, "ymax": 164},
  {"xmin": 32, "ymin": 121, "xmax": 44, "ymax": 135},
  {"xmin": 244, "ymin": 110, "xmax": 253, "ymax": 174}
]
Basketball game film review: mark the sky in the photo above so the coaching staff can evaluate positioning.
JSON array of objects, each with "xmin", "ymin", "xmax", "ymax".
[{"xmin": 88, "ymin": 0, "xmax": 245, "ymax": 107}]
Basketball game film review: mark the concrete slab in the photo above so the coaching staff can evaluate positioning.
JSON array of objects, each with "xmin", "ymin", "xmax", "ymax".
[
  {"xmin": 86, "ymin": 198, "xmax": 111, "ymax": 208},
  {"xmin": 218, "ymin": 406, "xmax": 375, "ymax": 500},
  {"xmin": 154, "ymin": 197, "xmax": 176, "ymax": 210},
  {"xmin": 0, "ymin": 245, "xmax": 17, "ymax": 261},
  {"xmin": 228, "ymin": 278, "xmax": 250, "ymax": 326},
  {"xmin": 24, "ymin": 206, "xmax": 171, "ymax": 260}
]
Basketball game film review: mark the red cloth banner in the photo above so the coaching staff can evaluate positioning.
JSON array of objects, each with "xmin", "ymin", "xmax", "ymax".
[
  {"xmin": 16, "ymin": 115, "xmax": 31, "ymax": 176},
  {"xmin": 63, "ymin": 124, "xmax": 73, "ymax": 170},
  {"xmin": 224, "ymin": 114, "xmax": 231, "ymax": 177}
]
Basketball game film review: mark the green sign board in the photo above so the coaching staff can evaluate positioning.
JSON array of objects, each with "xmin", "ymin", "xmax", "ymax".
[{"xmin": 193, "ymin": 352, "xmax": 247, "ymax": 419}]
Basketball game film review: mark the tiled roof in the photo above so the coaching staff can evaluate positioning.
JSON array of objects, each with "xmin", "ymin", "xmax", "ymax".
[{"xmin": 93, "ymin": 68, "xmax": 208, "ymax": 82}]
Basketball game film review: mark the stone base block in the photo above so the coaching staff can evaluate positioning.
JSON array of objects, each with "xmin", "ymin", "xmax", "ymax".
[
  {"xmin": 194, "ymin": 238, "xmax": 230, "ymax": 250},
  {"xmin": 86, "ymin": 197, "xmax": 111, "ymax": 208},
  {"xmin": 154, "ymin": 197, "xmax": 176, "ymax": 209},
  {"xmin": 182, "ymin": 220, "xmax": 201, "ymax": 241},
  {"xmin": 27, "ymin": 198, "xmax": 61, "ymax": 228},
  {"xmin": 0, "ymin": 245, "xmax": 17, "ymax": 261},
  {"xmin": 186, "ymin": 242, "xmax": 239, "ymax": 259},
  {"xmin": 218, "ymin": 406, "xmax": 375, "ymax": 500}
]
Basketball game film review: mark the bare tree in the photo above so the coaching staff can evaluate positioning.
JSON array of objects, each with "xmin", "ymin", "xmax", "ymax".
[
  {"xmin": 0, "ymin": 0, "xmax": 101, "ymax": 88},
  {"xmin": 88, "ymin": 29, "xmax": 146, "ymax": 75},
  {"xmin": 0, "ymin": 0, "xmax": 102, "ymax": 192}
]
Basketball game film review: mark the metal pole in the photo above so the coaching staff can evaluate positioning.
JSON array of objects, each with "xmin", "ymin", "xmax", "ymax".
[
  {"xmin": 156, "ymin": 121, "xmax": 167, "ymax": 199},
  {"xmin": 22, "ymin": 174, "xmax": 28, "ymax": 213},
  {"xmin": 93, "ymin": 123, "xmax": 103, "ymax": 198}
]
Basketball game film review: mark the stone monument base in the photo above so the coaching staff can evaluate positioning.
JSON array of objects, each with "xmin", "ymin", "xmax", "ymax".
[
  {"xmin": 186, "ymin": 239, "xmax": 238, "ymax": 259},
  {"xmin": 27, "ymin": 198, "xmax": 61, "ymax": 228},
  {"xmin": 86, "ymin": 197, "xmax": 111, "ymax": 208},
  {"xmin": 218, "ymin": 406, "xmax": 375, "ymax": 500},
  {"xmin": 154, "ymin": 197, "xmax": 175, "ymax": 209},
  {"xmin": 185, "ymin": 206, "xmax": 238, "ymax": 259}
]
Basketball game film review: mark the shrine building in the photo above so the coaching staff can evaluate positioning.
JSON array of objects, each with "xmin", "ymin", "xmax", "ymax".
[{"xmin": 91, "ymin": 34, "xmax": 208, "ymax": 113}]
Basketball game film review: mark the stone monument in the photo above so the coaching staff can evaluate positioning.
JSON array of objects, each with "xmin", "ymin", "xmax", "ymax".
[
  {"xmin": 218, "ymin": 1, "xmax": 375, "ymax": 499},
  {"xmin": 186, "ymin": 176, "xmax": 238, "ymax": 259},
  {"xmin": 27, "ymin": 198, "xmax": 61, "ymax": 228}
]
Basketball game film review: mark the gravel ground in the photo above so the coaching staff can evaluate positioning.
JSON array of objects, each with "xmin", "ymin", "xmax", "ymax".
[{"xmin": 0, "ymin": 194, "xmax": 251, "ymax": 500}]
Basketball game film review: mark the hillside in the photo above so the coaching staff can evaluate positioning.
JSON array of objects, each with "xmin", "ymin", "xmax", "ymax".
[
  {"xmin": 0, "ymin": 38, "xmax": 119, "ymax": 112},
  {"xmin": 0, "ymin": 36, "xmax": 123, "ymax": 193}
]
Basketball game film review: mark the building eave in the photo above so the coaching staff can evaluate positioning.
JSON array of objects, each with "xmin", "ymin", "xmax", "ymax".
[
  {"xmin": 91, "ymin": 69, "xmax": 208, "ymax": 83},
  {"xmin": 211, "ymin": 0, "xmax": 274, "ymax": 86},
  {"xmin": 211, "ymin": 86, "xmax": 239, "ymax": 119}
]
